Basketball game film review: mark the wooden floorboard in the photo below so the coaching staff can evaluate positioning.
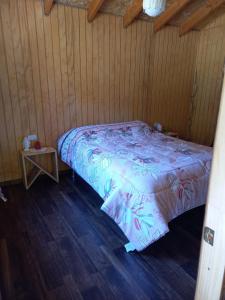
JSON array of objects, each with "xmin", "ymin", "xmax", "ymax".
[{"xmin": 0, "ymin": 173, "xmax": 205, "ymax": 300}]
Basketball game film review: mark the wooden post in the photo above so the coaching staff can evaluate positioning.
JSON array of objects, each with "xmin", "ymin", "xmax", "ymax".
[
  {"xmin": 123, "ymin": 0, "xmax": 142, "ymax": 28},
  {"xmin": 43, "ymin": 0, "xmax": 54, "ymax": 16},
  {"xmin": 154, "ymin": 0, "xmax": 191, "ymax": 32},
  {"xmin": 87, "ymin": 0, "xmax": 105, "ymax": 22},
  {"xmin": 180, "ymin": 0, "xmax": 225, "ymax": 35},
  {"xmin": 195, "ymin": 71, "xmax": 225, "ymax": 299}
]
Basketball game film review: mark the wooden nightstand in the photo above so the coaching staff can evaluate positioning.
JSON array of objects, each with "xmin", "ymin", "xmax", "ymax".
[{"xmin": 21, "ymin": 147, "xmax": 59, "ymax": 190}]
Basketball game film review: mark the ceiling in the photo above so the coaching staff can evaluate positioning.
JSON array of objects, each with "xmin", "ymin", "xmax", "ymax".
[{"xmin": 55, "ymin": 0, "xmax": 225, "ymax": 29}]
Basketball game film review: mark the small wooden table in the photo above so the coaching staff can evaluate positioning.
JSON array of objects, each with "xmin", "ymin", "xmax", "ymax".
[{"xmin": 21, "ymin": 147, "xmax": 59, "ymax": 190}]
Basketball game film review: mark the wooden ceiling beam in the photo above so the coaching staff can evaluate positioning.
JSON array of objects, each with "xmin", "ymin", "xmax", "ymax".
[
  {"xmin": 43, "ymin": 0, "xmax": 54, "ymax": 15},
  {"xmin": 123, "ymin": 0, "xmax": 142, "ymax": 28},
  {"xmin": 180, "ymin": 0, "xmax": 225, "ymax": 35},
  {"xmin": 154, "ymin": 0, "xmax": 191, "ymax": 32},
  {"xmin": 87, "ymin": 0, "xmax": 105, "ymax": 22}
]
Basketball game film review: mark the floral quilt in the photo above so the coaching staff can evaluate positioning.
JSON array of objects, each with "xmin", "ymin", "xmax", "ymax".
[{"xmin": 58, "ymin": 121, "xmax": 212, "ymax": 251}]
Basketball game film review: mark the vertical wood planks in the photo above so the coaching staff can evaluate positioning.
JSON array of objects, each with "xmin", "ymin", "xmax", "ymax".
[
  {"xmin": 0, "ymin": 0, "xmax": 19, "ymax": 180},
  {"xmin": 0, "ymin": 1, "xmax": 22, "ymax": 180},
  {"xmin": 73, "ymin": 8, "xmax": 83, "ymax": 127},
  {"xmin": 26, "ymin": 0, "xmax": 46, "ymax": 146},
  {"xmin": 50, "ymin": 4, "xmax": 65, "ymax": 136},
  {"xmin": 79, "ymin": 9, "xmax": 88, "ymax": 125},
  {"xmin": 34, "ymin": 0, "xmax": 53, "ymax": 146},
  {"xmin": 86, "ymin": 10, "xmax": 94, "ymax": 125},
  {"xmin": 0, "ymin": 1, "xmax": 224, "ymax": 182},
  {"xmin": 190, "ymin": 14, "xmax": 225, "ymax": 145},
  {"xmin": 109, "ymin": 15, "xmax": 116, "ymax": 123}
]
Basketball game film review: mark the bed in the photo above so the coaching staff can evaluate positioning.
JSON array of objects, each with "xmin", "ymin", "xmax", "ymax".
[{"xmin": 58, "ymin": 121, "xmax": 212, "ymax": 251}]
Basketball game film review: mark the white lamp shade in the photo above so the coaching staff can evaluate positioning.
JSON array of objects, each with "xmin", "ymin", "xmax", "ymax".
[{"xmin": 143, "ymin": 0, "xmax": 166, "ymax": 17}]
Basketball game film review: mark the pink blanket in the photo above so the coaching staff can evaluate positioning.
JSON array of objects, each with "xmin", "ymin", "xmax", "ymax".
[{"xmin": 58, "ymin": 121, "xmax": 212, "ymax": 251}]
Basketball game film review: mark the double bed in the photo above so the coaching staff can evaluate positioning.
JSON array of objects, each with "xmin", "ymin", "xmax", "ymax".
[{"xmin": 58, "ymin": 121, "xmax": 212, "ymax": 251}]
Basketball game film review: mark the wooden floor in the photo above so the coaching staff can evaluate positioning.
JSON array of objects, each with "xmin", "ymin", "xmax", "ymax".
[{"xmin": 0, "ymin": 173, "xmax": 205, "ymax": 300}]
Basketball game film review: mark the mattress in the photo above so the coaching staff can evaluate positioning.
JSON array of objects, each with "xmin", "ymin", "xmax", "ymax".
[{"xmin": 58, "ymin": 121, "xmax": 212, "ymax": 251}]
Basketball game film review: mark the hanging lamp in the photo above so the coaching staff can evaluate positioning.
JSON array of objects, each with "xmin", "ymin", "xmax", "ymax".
[{"xmin": 143, "ymin": 0, "xmax": 166, "ymax": 17}]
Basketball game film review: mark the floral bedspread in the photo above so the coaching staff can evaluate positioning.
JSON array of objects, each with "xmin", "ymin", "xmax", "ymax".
[{"xmin": 58, "ymin": 121, "xmax": 212, "ymax": 251}]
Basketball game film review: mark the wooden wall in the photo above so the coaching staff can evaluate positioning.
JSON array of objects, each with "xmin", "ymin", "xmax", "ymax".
[
  {"xmin": 0, "ymin": 0, "xmax": 197, "ymax": 182},
  {"xmin": 189, "ymin": 14, "xmax": 225, "ymax": 146},
  {"xmin": 0, "ymin": 0, "xmax": 224, "ymax": 183}
]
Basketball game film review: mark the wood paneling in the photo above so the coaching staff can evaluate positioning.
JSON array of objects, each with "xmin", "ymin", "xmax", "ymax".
[
  {"xmin": 0, "ymin": 0, "xmax": 198, "ymax": 182},
  {"xmin": 189, "ymin": 13, "xmax": 225, "ymax": 145},
  {"xmin": 148, "ymin": 27, "xmax": 197, "ymax": 136},
  {"xmin": 0, "ymin": 0, "xmax": 224, "ymax": 183}
]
